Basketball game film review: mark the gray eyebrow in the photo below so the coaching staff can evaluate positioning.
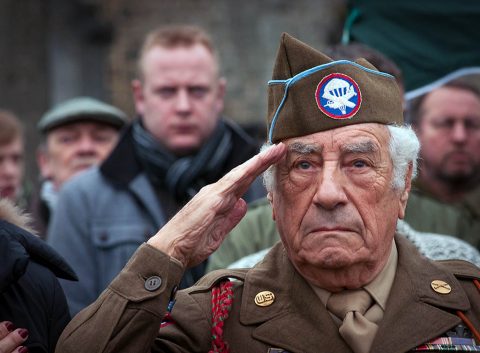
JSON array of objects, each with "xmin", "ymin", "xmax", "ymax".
[
  {"xmin": 288, "ymin": 142, "xmax": 321, "ymax": 155},
  {"xmin": 341, "ymin": 141, "xmax": 379, "ymax": 154}
]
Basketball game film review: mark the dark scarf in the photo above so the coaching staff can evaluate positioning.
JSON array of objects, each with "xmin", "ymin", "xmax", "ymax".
[{"xmin": 132, "ymin": 119, "xmax": 232, "ymax": 202}]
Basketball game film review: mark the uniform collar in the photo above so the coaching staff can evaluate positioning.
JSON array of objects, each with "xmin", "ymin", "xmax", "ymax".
[{"xmin": 364, "ymin": 240, "xmax": 397, "ymax": 310}]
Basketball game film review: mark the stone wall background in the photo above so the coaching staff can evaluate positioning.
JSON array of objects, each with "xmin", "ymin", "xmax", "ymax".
[{"xmin": 0, "ymin": 0, "xmax": 346, "ymax": 182}]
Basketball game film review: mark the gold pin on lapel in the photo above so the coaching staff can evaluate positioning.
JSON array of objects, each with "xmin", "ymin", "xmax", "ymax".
[
  {"xmin": 255, "ymin": 291, "xmax": 275, "ymax": 307},
  {"xmin": 431, "ymin": 280, "xmax": 451, "ymax": 294}
]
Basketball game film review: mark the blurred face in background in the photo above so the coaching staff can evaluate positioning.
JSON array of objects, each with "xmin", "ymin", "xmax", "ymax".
[
  {"xmin": 0, "ymin": 136, "xmax": 24, "ymax": 200},
  {"xmin": 38, "ymin": 121, "xmax": 119, "ymax": 190},
  {"xmin": 416, "ymin": 86, "xmax": 480, "ymax": 185},
  {"xmin": 132, "ymin": 43, "xmax": 226, "ymax": 156}
]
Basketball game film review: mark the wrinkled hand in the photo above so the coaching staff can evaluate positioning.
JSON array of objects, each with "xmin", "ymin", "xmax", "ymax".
[
  {"xmin": 148, "ymin": 143, "xmax": 286, "ymax": 268},
  {"xmin": 0, "ymin": 321, "xmax": 28, "ymax": 353}
]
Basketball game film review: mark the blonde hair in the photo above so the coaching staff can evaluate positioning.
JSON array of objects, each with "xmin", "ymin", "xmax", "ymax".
[
  {"xmin": 137, "ymin": 25, "xmax": 219, "ymax": 80},
  {"xmin": 0, "ymin": 110, "xmax": 22, "ymax": 145}
]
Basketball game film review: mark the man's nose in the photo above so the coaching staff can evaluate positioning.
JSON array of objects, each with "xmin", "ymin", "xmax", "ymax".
[
  {"xmin": 175, "ymin": 89, "xmax": 192, "ymax": 114},
  {"xmin": 76, "ymin": 136, "xmax": 97, "ymax": 154},
  {"xmin": 312, "ymin": 166, "xmax": 348, "ymax": 210},
  {"xmin": 2, "ymin": 159, "xmax": 19, "ymax": 177},
  {"xmin": 451, "ymin": 121, "xmax": 468, "ymax": 142}
]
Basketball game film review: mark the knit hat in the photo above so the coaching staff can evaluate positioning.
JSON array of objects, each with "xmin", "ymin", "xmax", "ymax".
[
  {"xmin": 267, "ymin": 33, "xmax": 403, "ymax": 143},
  {"xmin": 38, "ymin": 97, "xmax": 128, "ymax": 134}
]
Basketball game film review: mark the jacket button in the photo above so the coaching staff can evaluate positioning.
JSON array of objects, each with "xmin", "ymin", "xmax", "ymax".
[{"xmin": 145, "ymin": 276, "xmax": 162, "ymax": 291}]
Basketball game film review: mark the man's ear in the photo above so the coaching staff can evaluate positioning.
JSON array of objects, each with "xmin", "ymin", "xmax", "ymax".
[
  {"xmin": 131, "ymin": 79, "xmax": 145, "ymax": 115},
  {"xmin": 398, "ymin": 162, "xmax": 413, "ymax": 219},
  {"xmin": 267, "ymin": 192, "xmax": 276, "ymax": 221},
  {"xmin": 214, "ymin": 77, "xmax": 227, "ymax": 113},
  {"xmin": 36, "ymin": 146, "xmax": 51, "ymax": 179}
]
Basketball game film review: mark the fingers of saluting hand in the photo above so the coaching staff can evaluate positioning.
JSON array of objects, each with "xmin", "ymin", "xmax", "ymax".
[
  {"xmin": 174, "ymin": 142, "xmax": 286, "ymax": 226},
  {"xmin": 218, "ymin": 143, "xmax": 286, "ymax": 198},
  {"xmin": 148, "ymin": 143, "xmax": 286, "ymax": 266},
  {"xmin": 0, "ymin": 322, "xmax": 29, "ymax": 353}
]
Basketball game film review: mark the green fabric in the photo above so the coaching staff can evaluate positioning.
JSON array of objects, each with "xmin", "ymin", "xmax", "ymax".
[
  {"xmin": 344, "ymin": 0, "xmax": 480, "ymax": 93},
  {"xmin": 412, "ymin": 179, "xmax": 480, "ymax": 220},
  {"xmin": 464, "ymin": 187, "xmax": 480, "ymax": 219},
  {"xmin": 207, "ymin": 198, "xmax": 279, "ymax": 272},
  {"xmin": 406, "ymin": 184, "xmax": 480, "ymax": 249},
  {"xmin": 405, "ymin": 192, "xmax": 480, "ymax": 249}
]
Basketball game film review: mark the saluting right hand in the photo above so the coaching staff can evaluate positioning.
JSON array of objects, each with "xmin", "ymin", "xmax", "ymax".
[{"xmin": 147, "ymin": 143, "xmax": 286, "ymax": 268}]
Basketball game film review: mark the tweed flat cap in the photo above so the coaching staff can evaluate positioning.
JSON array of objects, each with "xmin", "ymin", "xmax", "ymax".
[
  {"xmin": 267, "ymin": 33, "xmax": 403, "ymax": 143},
  {"xmin": 38, "ymin": 97, "xmax": 128, "ymax": 133}
]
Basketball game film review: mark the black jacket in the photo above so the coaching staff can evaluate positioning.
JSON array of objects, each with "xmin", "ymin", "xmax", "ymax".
[{"xmin": 0, "ymin": 220, "xmax": 77, "ymax": 353}]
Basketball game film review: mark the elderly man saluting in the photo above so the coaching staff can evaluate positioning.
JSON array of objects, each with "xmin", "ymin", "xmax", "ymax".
[{"xmin": 56, "ymin": 34, "xmax": 480, "ymax": 353}]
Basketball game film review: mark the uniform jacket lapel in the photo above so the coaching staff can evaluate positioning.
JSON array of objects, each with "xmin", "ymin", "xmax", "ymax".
[
  {"xmin": 371, "ymin": 235, "xmax": 470, "ymax": 353},
  {"xmin": 239, "ymin": 243, "xmax": 351, "ymax": 353},
  {"xmin": 238, "ymin": 235, "xmax": 473, "ymax": 353}
]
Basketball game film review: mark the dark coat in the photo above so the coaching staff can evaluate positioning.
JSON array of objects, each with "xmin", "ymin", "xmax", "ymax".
[
  {"xmin": 0, "ymin": 219, "xmax": 77, "ymax": 353},
  {"xmin": 26, "ymin": 184, "xmax": 50, "ymax": 239}
]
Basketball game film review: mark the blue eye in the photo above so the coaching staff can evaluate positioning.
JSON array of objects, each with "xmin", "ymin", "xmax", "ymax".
[
  {"xmin": 188, "ymin": 86, "xmax": 210, "ymax": 98},
  {"xmin": 353, "ymin": 160, "xmax": 367, "ymax": 168},
  {"xmin": 155, "ymin": 87, "xmax": 177, "ymax": 98},
  {"xmin": 297, "ymin": 161, "xmax": 311, "ymax": 170}
]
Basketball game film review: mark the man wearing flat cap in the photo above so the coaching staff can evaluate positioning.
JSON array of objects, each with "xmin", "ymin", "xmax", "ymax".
[
  {"xmin": 30, "ymin": 96, "xmax": 127, "ymax": 237},
  {"xmin": 56, "ymin": 33, "xmax": 480, "ymax": 353}
]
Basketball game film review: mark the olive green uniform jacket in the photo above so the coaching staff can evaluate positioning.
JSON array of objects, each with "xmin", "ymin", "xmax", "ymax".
[{"xmin": 56, "ymin": 235, "xmax": 480, "ymax": 353}]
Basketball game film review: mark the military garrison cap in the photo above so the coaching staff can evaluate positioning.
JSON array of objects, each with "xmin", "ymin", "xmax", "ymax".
[
  {"xmin": 267, "ymin": 33, "xmax": 404, "ymax": 143},
  {"xmin": 38, "ymin": 97, "xmax": 128, "ymax": 134}
]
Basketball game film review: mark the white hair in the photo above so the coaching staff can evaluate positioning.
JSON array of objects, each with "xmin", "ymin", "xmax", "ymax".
[
  {"xmin": 387, "ymin": 125, "xmax": 420, "ymax": 191},
  {"xmin": 262, "ymin": 124, "xmax": 420, "ymax": 193}
]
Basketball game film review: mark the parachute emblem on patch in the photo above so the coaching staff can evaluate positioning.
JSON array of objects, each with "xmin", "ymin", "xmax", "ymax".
[{"xmin": 315, "ymin": 73, "xmax": 362, "ymax": 119}]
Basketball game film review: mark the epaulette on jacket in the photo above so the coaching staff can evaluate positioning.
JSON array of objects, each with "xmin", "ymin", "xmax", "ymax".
[
  {"xmin": 435, "ymin": 259, "xmax": 480, "ymax": 280},
  {"xmin": 184, "ymin": 268, "xmax": 247, "ymax": 295}
]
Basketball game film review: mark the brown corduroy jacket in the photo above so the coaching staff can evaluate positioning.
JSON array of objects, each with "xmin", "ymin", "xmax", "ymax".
[{"xmin": 56, "ymin": 234, "xmax": 480, "ymax": 353}]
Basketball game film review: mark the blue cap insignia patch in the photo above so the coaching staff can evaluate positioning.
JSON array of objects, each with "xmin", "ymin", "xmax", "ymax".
[{"xmin": 315, "ymin": 73, "xmax": 362, "ymax": 120}]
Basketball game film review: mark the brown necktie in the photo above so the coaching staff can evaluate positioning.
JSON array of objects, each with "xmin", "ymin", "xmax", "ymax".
[{"xmin": 327, "ymin": 289, "xmax": 379, "ymax": 353}]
